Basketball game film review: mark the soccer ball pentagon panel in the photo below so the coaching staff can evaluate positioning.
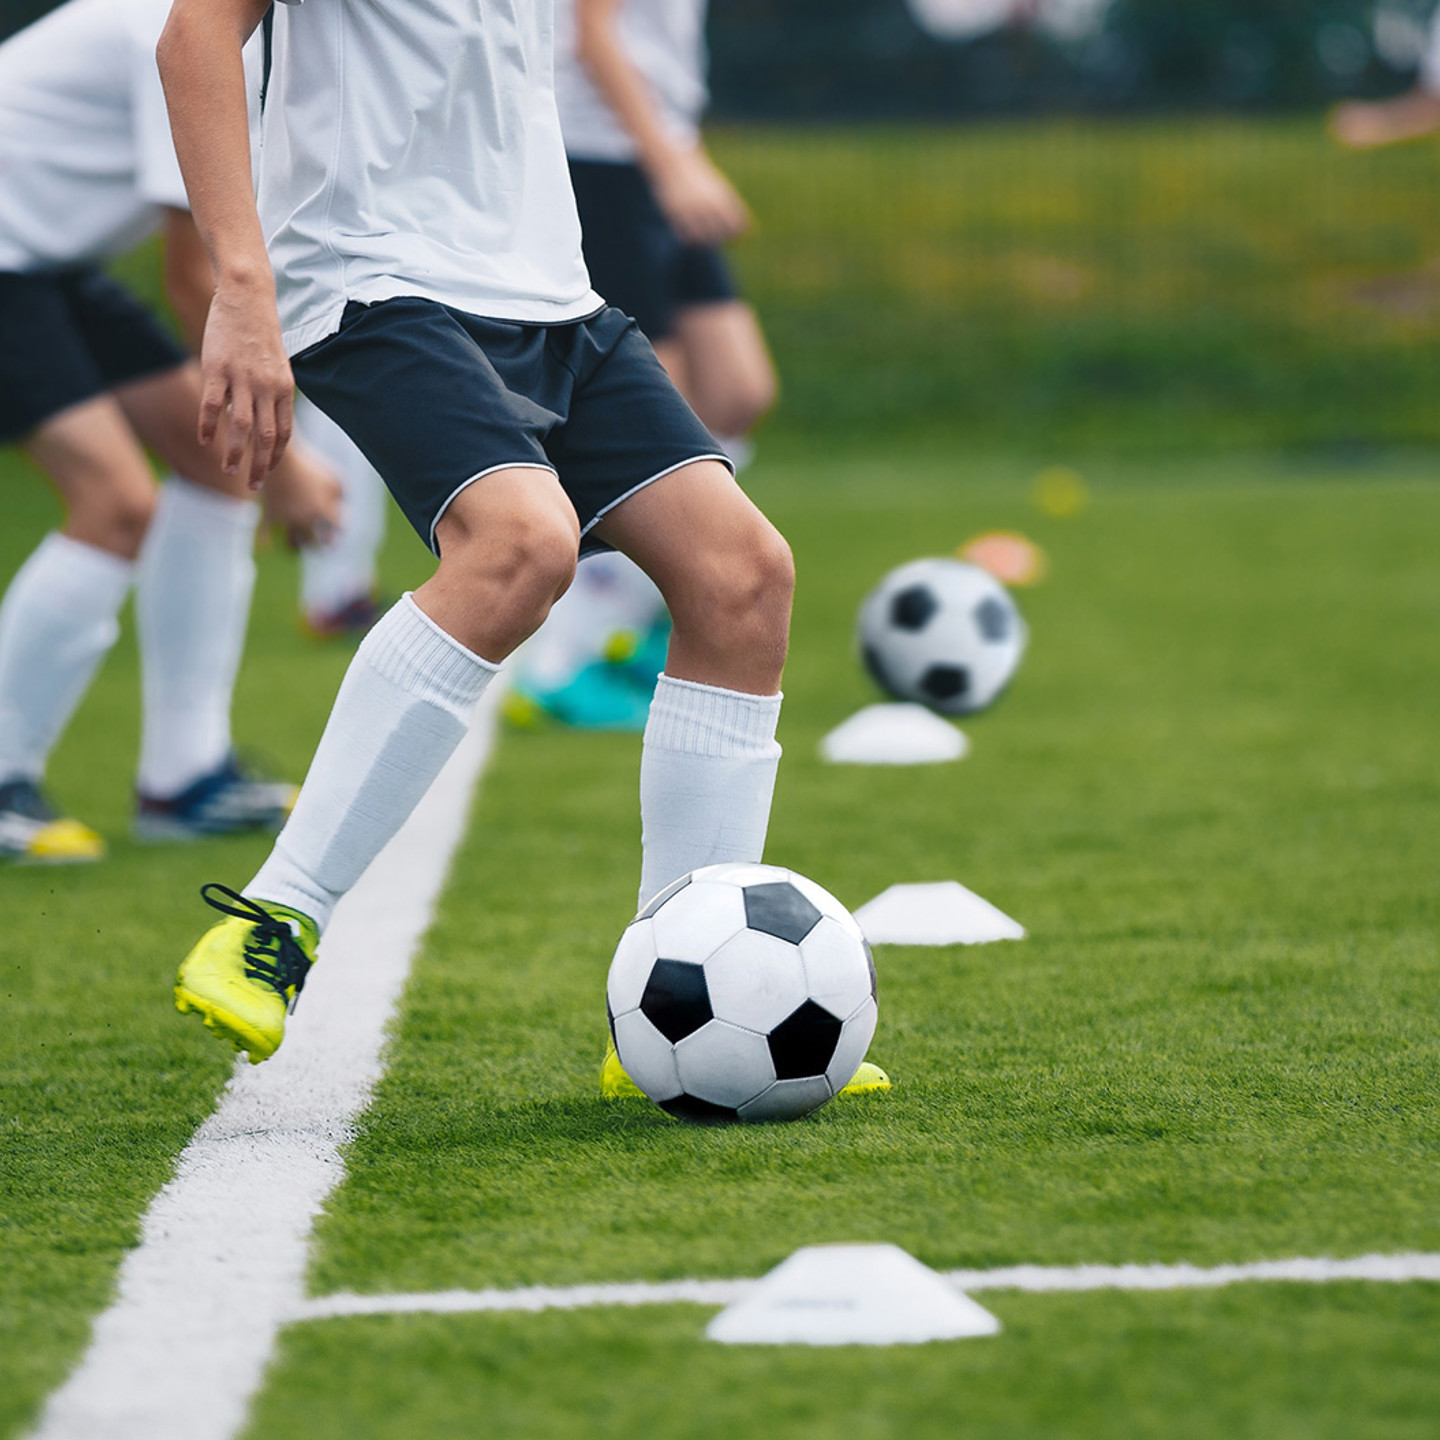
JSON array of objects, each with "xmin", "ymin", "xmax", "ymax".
[
  {"xmin": 607, "ymin": 863, "xmax": 878, "ymax": 1123},
  {"xmin": 858, "ymin": 557, "xmax": 1027, "ymax": 716}
]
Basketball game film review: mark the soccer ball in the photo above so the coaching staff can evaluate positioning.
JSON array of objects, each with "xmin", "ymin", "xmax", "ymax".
[
  {"xmin": 858, "ymin": 557, "xmax": 1027, "ymax": 716},
  {"xmin": 607, "ymin": 863, "xmax": 878, "ymax": 1123}
]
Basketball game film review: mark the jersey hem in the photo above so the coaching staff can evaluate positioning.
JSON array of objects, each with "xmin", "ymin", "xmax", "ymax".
[{"xmin": 283, "ymin": 286, "xmax": 607, "ymax": 357}]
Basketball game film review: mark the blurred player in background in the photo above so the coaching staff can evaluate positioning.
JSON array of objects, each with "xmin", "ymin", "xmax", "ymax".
[
  {"xmin": 294, "ymin": 394, "xmax": 388, "ymax": 639},
  {"xmin": 508, "ymin": 0, "xmax": 779, "ymax": 731},
  {"xmin": 1331, "ymin": 3, "xmax": 1440, "ymax": 148},
  {"xmin": 0, "ymin": 0, "xmax": 343, "ymax": 862}
]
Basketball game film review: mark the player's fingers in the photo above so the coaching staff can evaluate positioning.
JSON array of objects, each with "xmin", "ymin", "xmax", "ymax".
[
  {"xmin": 198, "ymin": 373, "xmax": 228, "ymax": 446},
  {"xmin": 251, "ymin": 402, "xmax": 280, "ymax": 487},
  {"xmin": 273, "ymin": 388, "xmax": 294, "ymax": 468},
  {"xmin": 224, "ymin": 387, "xmax": 254, "ymax": 477}
]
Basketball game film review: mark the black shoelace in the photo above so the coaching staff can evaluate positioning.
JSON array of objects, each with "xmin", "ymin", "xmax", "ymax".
[{"xmin": 200, "ymin": 883, "xmax": 313, "ymax": 1012}]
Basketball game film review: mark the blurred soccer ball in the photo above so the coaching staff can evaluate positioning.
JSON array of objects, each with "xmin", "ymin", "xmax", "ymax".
[
  {"xmin": 607, "ymin": 864, "xmax": 878, "ymax": 1124},
  {"xmin": 858, "ymin": 557, "xmax": 1027, "ymax": 716}
]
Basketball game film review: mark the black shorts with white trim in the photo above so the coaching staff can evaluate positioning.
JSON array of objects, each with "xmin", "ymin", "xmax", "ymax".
[
  {"xmin": 568, "ymin": 158, "xmax": 737, "ymax": 343},
  {"xmin": 290, "ymin": 297, "xmax": 732, "ymax": 557},
  {"xmin": 0, "ymin": 267, "xmax": 188, "ymax": 444}
]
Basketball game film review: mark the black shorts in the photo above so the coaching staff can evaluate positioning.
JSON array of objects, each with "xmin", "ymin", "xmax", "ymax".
[
  {"xmin": 568, "ymin": 158, "xmax": 737, "ymax": 343},
  {"xmin": 0, "ymin": 267, "xmax": 188, "ymax": 444},
  {"xmin": 290, "ymin": 297, "xmax": 731, "ymax": 557}
]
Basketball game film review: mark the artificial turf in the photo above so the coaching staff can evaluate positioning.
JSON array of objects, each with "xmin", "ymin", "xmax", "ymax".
[
  {"xmin": 254, "ymin": 451, "xmax": 1437, "ymax": 1437},
  {"xmin": 3, "ymin": 112, "xmax": 1439, "ymax": 1438}
]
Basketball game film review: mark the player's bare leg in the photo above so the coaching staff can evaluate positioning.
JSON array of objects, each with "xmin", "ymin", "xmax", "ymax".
[
  {"xmin": 0, "ymin": 398, "xmax": 157, "ymax": 861},
  {"xmin": 24, "ymin": 394, "xmax": 159, "ymax": 557},
  {"xmin": 180, "ymin": 471, "xmax": 575, "ymax": 1060},
  {"xmin": 595, "ymin": 458, "xmax": 790, "ymax": 695},
  {"xmin": 665, "ymin": 300, "xmax": 778, "ymax": 443},
  {"xmin": 592, "ymin": 458, "xmax": 792, "ymax": 908}
]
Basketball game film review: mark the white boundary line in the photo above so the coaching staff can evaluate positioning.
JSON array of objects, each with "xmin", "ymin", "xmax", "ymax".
[
  {"xmin": 293, "ymin": 1252, "xmax": 1440, "ymax": 1323},
  {"xmin": 30, "ymin": 689, "xmax": 503, "ymax": 1440}
]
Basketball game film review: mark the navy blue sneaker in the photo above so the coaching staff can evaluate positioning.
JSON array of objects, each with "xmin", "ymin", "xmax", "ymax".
[{"xmin": 134, "ymin": 757, "xmax": 297, "ymax": 842}]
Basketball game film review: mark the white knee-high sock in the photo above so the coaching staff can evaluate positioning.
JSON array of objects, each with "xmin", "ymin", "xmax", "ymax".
[
  {"xmin": 247, "ymin": 594, "xmax": 498, "ymax": 930},
  {"xmin": 135, "ymin": 478, "xmax": 259, "ymax": 798},
  {"xmin": 295, "ymin": 395, "xmax": 387, "ymax": 618},
  {"xmin": 0, "ymin": 532, "xmax": 133, "ymax": 783},
  {"xmin": 638, "ymin": 674, "xmax": 783, "ymax": 907}
]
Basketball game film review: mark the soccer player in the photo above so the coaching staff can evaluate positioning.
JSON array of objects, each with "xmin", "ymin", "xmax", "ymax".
[
  {"xmin": 1331, "ymin": 5, "xmax": 1440, "ymax": 148},
  {"xmin": 0, "ymin": 0, "xmax": 342, "ymax": 862},
  {"xmin": 295, "ymin": 393, "xmax": 388, "ymax": 639},
  {"xmin": 158, "ymin": 0, "xmax": 797, "ymax": 1067},
  {"xmin": 508, "ymin": 0, "xmax": 779, "ymax": 730}
]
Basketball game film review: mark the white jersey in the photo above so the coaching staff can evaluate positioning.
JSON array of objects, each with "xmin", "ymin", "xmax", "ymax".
[
  {"xmin": 553, "ymin": 0, "xmax": 709, "ymax": 163},
  {"xmin": 0, "ymin": 0, "xmax": 187, "ymax": 272},
  {"xmin": 263, "ymin": 0, "xmax": 601, "ymax": 355}
]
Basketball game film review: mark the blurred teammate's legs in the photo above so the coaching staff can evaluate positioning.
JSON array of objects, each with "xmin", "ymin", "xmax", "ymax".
[
  {"xmin": 0, "ymin": 396, "xmax": 152, "ymax": 861},
  {"xmin": 294, "ymin": 393, "xmax": 388, "ymax": 637},
  {"xmin": 659, "ymin": 298, "xmax": 778, "ymax": 465}
]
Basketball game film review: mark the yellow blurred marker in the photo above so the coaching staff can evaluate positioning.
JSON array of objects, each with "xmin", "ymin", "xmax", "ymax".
[{"xmin": 1033, "ymin": 465, "xmax": 1089, "ymax": 518}]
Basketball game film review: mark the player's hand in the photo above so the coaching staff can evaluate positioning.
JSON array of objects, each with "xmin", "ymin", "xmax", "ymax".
[
  {"xmin": 651, "ymin": 148, "xmax": 751, "ymax": 248},
  {"xmin": 198, "ymin": 273, "xmax": 295, "ymax": 489},
  {"xmin": 1328, "ymin": 92, "xmax": 1440, "ymax": 150},
  {"xmin": 262, "ymin": 443, "xmax": 343, "ymax": 549}
]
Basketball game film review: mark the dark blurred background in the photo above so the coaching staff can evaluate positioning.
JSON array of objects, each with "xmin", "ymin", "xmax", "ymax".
[{"xmin": 4, "ymin": 0, "xmax": 1437, "ymax": 457}]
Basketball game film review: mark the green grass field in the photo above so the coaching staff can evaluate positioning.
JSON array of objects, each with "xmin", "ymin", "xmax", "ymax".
[{"xmin": 4, "ymin": 117, "xmax": 1440, "ymax": 1438}]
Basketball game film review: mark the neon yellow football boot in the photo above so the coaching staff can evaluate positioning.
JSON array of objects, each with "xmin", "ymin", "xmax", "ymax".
[
  {"xmin": 837, "ymin": 1060, "xmax": 892, "ymax": 1096},
  {"xmin": 600, "ymin": 1037, "xmax": 646, "ymax": 1099},
  {"xmin": 174, "ymin": 883, "xmax": 318, "ymax": 1064},
  {"xmin": 601, "ymin": 1039, "xmax": 892, "ymax": 1100},
  {"xmin": 0, "ymin": 778, "xmax": 105, "ymax": 864}
]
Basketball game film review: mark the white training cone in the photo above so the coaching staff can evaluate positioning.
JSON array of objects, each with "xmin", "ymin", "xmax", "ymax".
[
  {"xmin": 855, "ymin": 881, "xmax": 1025, "ymax": 946},
  {"xmin": 820, "ymin": 704, "xmax": 968, "ymax": 766},
  {"xmin": 706, "ymin": 1244, "xmax": 1001, "ymax": 1346}
]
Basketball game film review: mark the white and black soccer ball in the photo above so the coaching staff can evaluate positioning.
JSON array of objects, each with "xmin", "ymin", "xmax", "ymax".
[
  {"xmin": 858, "ymin": 557, "xmax": 1027, "ymax": 716},
  {"xmin": 607, "ymin": 863, "xmax": 878, "ymax": 1124}
]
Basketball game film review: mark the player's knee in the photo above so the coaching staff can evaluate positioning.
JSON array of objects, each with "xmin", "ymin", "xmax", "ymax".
[
  {"xmin": 706, "ymin": 367, "xmax": 778, "ymax": 439},
  {"xmin": 443, "ymin": 506, "xmax": 578, "ymax": 609},
  {"xmin": 81, "ymin": 484, "xmax": 157, "ymax": 558},
  {"xmin": 684, "ymin": 519, "xmax": 793, "ymax": 650}
]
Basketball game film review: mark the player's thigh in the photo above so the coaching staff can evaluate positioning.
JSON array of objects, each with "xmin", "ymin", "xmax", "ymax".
[
  {"xmin": 591, "ymin": 458, "xmax": 791, "ymax": 621},
  {"xmin": 114, "ymin": 362, "xmax": 250, "ymax": 499},
  {"xmin": 23, "ymin": 394, "xmax": 159, "ymax": 556},
  {"xmin": 672, "ymin": 300, "xmax": 777, "ymax": 434},
  {"xmin": 433, "ymin": 462, "xmax": 580, "ymax": 581}
]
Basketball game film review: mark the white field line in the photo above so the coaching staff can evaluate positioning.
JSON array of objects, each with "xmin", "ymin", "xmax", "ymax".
[
  {"xmin": 30, "ymin": 688, "xmax": 503, "ymax": 1440},
  {"xmin": 293, "ymin": 1252, "xmax": 1440, "ymax": 1324}
]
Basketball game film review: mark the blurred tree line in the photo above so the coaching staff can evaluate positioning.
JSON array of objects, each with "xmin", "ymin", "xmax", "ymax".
[
  {"xmin": 705, "ymin": 0, "xmax": 1429, "ymax": 118},
  {"xmin": 2, "ymin": 0, "xmax": 1430, "ymax": 116}
]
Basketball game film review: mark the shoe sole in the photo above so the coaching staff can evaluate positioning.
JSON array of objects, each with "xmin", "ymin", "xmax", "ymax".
[
  {"xmin": 174, "ymin": 986, "xmax": 277, "ymax": 1065},
  {"xmin": 4, "ymin": 849, "xmax": 104, "ymax": 866},
  {"xmin": 134, "ymin": 815, "xmax": 286, "ymax": 843}
]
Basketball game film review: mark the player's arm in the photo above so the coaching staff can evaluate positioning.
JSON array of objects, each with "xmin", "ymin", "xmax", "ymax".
[
  {"xmin": 573, "ymin": 0, "xmax": 749, "ymax": 247},
  {"xmin": 157, "ymin": 0, "xmax": 290, "ymax": 487},
  {"xmin": 160, "ymin": 207, "xmax": 341, "ymax": 546}
]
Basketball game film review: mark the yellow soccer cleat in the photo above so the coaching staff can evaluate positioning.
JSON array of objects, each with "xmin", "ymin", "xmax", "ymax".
[
  {"xmin": 838, "ymin": 1060, "xmax": 892, "ymax": 1096},
  {"xmin": 0, "ymin": 778, "xmax": 105, "ymax": 864},
  {"xmin": 174, "ymin": 883, "xmax": 318, "ymax": 1064},
  {"xmin": 600, "ymin": 1037, "xmax": 646, "ymax": 1099}
]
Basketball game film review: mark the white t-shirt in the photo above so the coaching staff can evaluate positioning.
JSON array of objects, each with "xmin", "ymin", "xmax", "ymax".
[
  {"xmin": 553, "ymin": 0, "xmax": 709, "ymax": 162},
  {"xmin": 0, "ymin": 0, "xmax": 188, "ymax": 272},
  {"xmin": 263, "ymin": 0, "xmax": 601, "ymax": 355}
]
